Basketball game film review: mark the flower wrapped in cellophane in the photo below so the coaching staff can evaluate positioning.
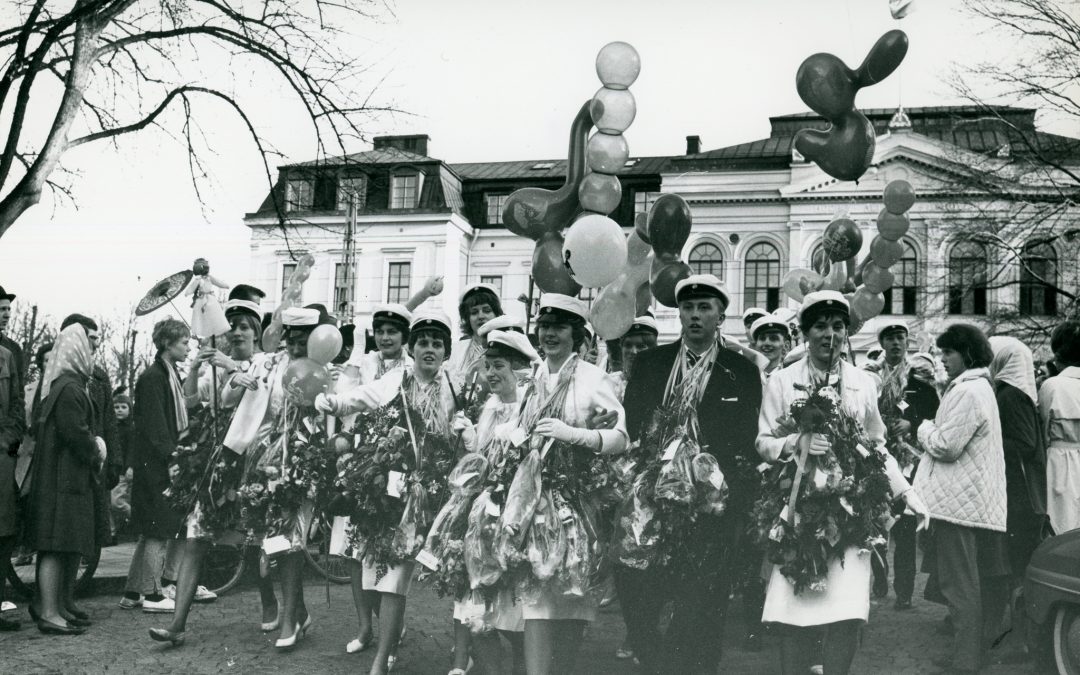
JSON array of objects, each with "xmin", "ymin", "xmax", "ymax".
[
  {"xmin": 525, "ymin": 490, "xmax": 566, "ymax": 581},
  {"xmin": 691, "ymin": 453, "xmax": 728, "ymax": 517},
  {"xmin": 611, "ymin": 473, "xmax": 661, "ymax": 570},
  {"xmin": 654, "ymin": 435, "xmax": 697, "ymax": 505},
  {"xmin": 464, "ymin": 490, "xmax": 504, "ymax": 589},
  {"xmin": 419, "ymin": 453, "xmax": 489, "ymax": 599},
  {"xmin": 494, "ymin": 448, "xmax": 541, "ymax": 569}
]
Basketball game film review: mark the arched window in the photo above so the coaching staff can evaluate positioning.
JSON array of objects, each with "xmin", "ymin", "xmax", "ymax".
[
  {"xmin": 883, "ymin": 240, "xmax": 918, "ymax": 315},
  {"xmin": 948, "ymin": 241, "xmax": 988, "ymax": 315},
  {"xmin": 1020, "ymin": 242, "xmax": 1058, "ymax": 316},
  {"xmin": 744, "ymin": 242, "xmax": 782, "ymax": 311},
  {"xmin": 689, "ymin": 242, "xmax": 724, "ymax": 278}
]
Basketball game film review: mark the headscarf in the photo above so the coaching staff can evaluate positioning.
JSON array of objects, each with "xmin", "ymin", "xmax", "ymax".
[
  {"xmin": 989, "ymin": 336, "xmax": 1037, "ymax": 404},
  {"xmin": 39, "ymin": 324, "xmax": 93, "ymax": 400}
]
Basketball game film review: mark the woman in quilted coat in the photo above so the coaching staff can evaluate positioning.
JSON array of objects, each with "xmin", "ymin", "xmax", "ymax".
[{"xmin": 914, "ymin": 323, "xmax": 1009, "ymax": 674}]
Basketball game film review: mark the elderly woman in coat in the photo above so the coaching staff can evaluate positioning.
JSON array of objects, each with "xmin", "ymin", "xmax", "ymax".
[
  {"xmin": 27, "ymin": 324, "xmax": 105, "ymax": 635},
  {"xmin": 915, "ymin": 323, "xmax": 1009, "ymax": 674}
]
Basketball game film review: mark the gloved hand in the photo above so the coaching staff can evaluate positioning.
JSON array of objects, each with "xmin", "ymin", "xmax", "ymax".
[
  {"xmin": 807, "ymin": 433, "xmax": 831, "ymax": 456},
  {"xmin": 314, "ymin": 393, "xmax": 339, "ymax": 415},
  {"xmin": 534, "ymin": 418, "xmax": 602, "ymax": 449},
  {"xmin": 903, "ymin": 489, "xmax": 931, "ymax": 532},
  {"xmin": 451, "ymin": 411, "xmax": 474, "ymax": 434}
]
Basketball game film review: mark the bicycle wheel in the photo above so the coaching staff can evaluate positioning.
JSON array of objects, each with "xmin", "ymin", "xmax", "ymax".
[
  {"xmin": 73, "ymin": 548, "xmax": 101, "ymax": 596},
  {"xmin": 304, "ymin": 515, "xmax": 349, "ymax": 584},
  {"xmin": 5, "ymin": 555, "xmax": 32, "ymax": 600},
  {"xmin": 201, "ymin": 544, "xmax": 246, "ymax": 597}
]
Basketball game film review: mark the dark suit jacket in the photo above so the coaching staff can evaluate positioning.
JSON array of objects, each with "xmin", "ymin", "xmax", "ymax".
[
  {"xmin": 131, "ymin": 358, "xmax": 181, "ymax": 539},
  {"xmin": 624, "ymin": 339, "xmax": 764, "ymax": 510}
]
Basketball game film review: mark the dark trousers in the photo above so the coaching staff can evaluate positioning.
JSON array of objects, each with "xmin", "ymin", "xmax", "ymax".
[
  {"xmin": 871, "ymin": 513, "xmax": 917, "ymax": 601},
  {"xmin": 934, "ymin": 521, "xmax": 1010, "ymax": 672},
  {"xmin": 614, "ymin": 514, "xmax": 741, "ymax": 675}
]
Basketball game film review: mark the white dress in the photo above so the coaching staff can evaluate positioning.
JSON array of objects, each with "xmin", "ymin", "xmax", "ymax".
[
  {"xmin": 756, "ymin": 358, "xmax": 910, "ymax": 626},
  {"xmin": 184, "ymin": 275, "xmax": 231, "ymax": 338}
]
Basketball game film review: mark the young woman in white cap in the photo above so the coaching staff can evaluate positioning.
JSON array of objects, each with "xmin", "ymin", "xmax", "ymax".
[
  {"xmin": 317, "ymin": 309, "xmax": 458, "ymax": 675},
  {"xmin": 447, "ymin": 284, "xmax": 503, "ymax": 396},
  {"xmin": 514, "ymin": 293, "xmax": 628, "ymax": 675},
  {"xmin": 756, "ymin": 291, "xmax": 930, "ymax": 675},
  {"xmin": 750, "ymin": 314, "xmax": 792, "ymax": 376},
  {"xmin": 606, "ymin": 314, "xmax": 658, "ymax": 402},
  {"xmin": 448, "ymin": 329, "xmax": 538, "ymax": 675},
  {"xmin": 217, "ymin": 306, "xmax": 321, "ymax": 650}
]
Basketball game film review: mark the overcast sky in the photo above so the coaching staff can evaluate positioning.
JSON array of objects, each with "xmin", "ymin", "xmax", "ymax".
[{"xmin": 0, "ymin": 0, "xmax": 1064, "ymax": 327}]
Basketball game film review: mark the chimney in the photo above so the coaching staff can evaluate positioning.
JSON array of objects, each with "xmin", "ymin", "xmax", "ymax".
[
  {"xmin": 685, "ymin": 135, "xmax": 701, "ymax": 155},
  {"xmin": 372, "ymin": 134, "xmax": 430, "ymax": 156}
]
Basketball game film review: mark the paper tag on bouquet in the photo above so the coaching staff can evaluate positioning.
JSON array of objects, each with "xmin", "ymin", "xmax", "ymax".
[
  {"xmin": 902, "ymin": 463, "xmax": 914, "ymax": 478},
  {"xmin": 812, "ymin": 468, "xmax": 828, "ymax": 489},
  {"xmin": 756, "ymin": 462, "xmax": 770, "ymax": 474},
  {"xmin": 557, "ymin": 505, "xmax": 574, "ymax": 524},
  {"xmin": 387, "ymin": 470, "xmax": 405, "ymax": 498},
  {"xmin": 897, "ymin": 400, "xmax": 909, "ymax": 413},
  {"xmin": 485, "ymin": 499, "xmax": 501, "ymax": 517},
  {"xmin": 839, "ymin": 497, "xmax": 855, "ymax": 516},
  {"xmin": 415, "ymin": 549, "xmax": 441, "ymax": 571},
  {"xmin": 507, "ymin": 426, "xmax": 528, "ymax": 448},
  {"xmin": 779, "ymin": 505, "xmax": 790, "ymax": 523},
  {"xmin": 262, "ymin": 535, "xmax": 291, "ymax": 557},
  {"xmin": 854, "ymin": 443, "xmax": 870, "ymax": 458},
  {"xmin": 709, "ymin": 469, "xmax": 725, "ymax": 490},
  {"xmin": 661, "ymin": 438, "xmax": 680, "ymax": 462}
]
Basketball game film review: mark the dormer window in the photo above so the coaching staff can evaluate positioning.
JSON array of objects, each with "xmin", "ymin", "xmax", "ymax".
[
  {"xmin": 530, "ymin": 162, "xmax": 555, "ymax": 170},
  {"xmin": 390, "ymin": 172, "xmax": 422, "ymax": 209},
  {"xmin": 624, "ymin": 159, "xmax": 639, "ymax": 167},
  {"xmin": 285, "ymin": 178, "xmax": 314, "ymax": 211}
]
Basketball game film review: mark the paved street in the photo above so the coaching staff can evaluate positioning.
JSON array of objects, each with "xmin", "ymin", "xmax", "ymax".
[{"xmin": 1, "ymin": 558, "xmax": 1050, "ymax": 675}]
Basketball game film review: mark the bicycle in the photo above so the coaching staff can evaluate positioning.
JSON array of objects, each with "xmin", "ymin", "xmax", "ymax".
[{"xmin": 6, "ymin": 548, "xmax": 101, "ymax": 599}]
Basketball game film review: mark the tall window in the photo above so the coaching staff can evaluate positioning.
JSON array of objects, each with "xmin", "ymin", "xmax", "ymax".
[
  {"xmin": 744, "ymin": 242, "xmax": 782, "ymax": 311},
  {"xmin": 334, "ymin": 263, "xmax": 351, "ymax": 314},
  {"xmin": 1020, "ymin": 242, "xmax": 1058, "ymax": 316},
  {"xmin": 883, "ymin": 241, "xmax": 918, "ymax": 315},
  {"xmin": 281, "ymin": 263, "xmax": 298, "ymax": 300},
  {"xmin": 948, "ymin": 241, "xmax": 988, "ymax": 315},
  {"xmin": 387, "ymin": 262, "xmax": 411, "ymax": 304},
  {"xmin": 285, "ymin": 178, "xmax": 313, "ymax": 212},
  {"xmin": 485, "ymin": 194, "xmax": 510, "ymax": 225},
  {"xmin": 390, "ymin": 174, "xmax": 420, "ymax": 209},
  {"xmin": 634, "ymin": 191, "xmax": 662, "ymax": 213},
  {"xmin": 479, "ymin": 275, "xmax": 503, "ymax": 298},
  {"xmin": 688, "ymin": 242, "xmax": 724, "ymax": 278},
  {"xmin": 337, "ymin": 176, "xmax": 367, "ymax": 211}
]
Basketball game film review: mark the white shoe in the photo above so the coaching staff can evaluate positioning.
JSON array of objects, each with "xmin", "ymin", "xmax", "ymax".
[
  {"xmin": 142, "ymin": 597, "xmax": 176, "ymax": 613},
  {"xmin": 0, "ymin": 601, "xmax": 15, "ymax": 612},
  {"xmin": 346, "ymin": 635, "xmax": 372, "ymax": 653},
  {"xmin": 193, "ymin": 585, "xmax": 217, "ymax": 603},
  {"xmin": 162, "ymin": 585, "xmax": 176, "ymax": 600},
  {"xmin": 118, "ymin": 596, "xmax": 143, "ymax": 610},
  {"xmin": 810, "ymin": 666, "xmax": 824, "ymax": 675}
]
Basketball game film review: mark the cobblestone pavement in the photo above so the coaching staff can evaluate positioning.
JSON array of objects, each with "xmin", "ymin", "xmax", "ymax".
[{"xmin": 0, "ymin": 568, "xmax": 1050, "ymax": 674}]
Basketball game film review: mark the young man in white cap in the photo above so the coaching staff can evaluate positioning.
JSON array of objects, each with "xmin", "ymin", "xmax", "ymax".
[
  {"xmin": 742, "ymin": 307, "xmax": 768, "ymax": 339},
  {"xmin": 619, "ymin": 274, "xmax": 763, "ymax": 675},
  {"xmin": 750, "ymin": 314, "xmax": 792, "ymax": 376},
  {"xmin": 869, "ymin": 319, "xmax": 940, "ymax": 609}
]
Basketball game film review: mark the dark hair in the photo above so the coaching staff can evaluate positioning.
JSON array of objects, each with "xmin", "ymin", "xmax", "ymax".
[
  {"xmin": 35, "ymin": 341, "xmax": 53, "ymax": 371},
  {"xmin": 228, "ymin": 313, "xmax": 262, "ymax": 344},
  {"xmin": 409, "ymin": 327, "xmax": 452, "ymax": 358},
  {"xmin": 485, "ymin": 348, "xmax": 530, "ymax": 371},
  {"xmin": 799, "ymin": 309, "xmax": 850, "ymax": 335},
  {"xmin": 458, "ymin": 289, "xmax": 503, "ymax": 337},
  {"xmin": 936, "ymin": 323, "xmax": 994, "ymax": 369},
  {"xmin": 372, "ymin": 316, "xmax": 409, "ymax": 343},
  {"xmin": 537, "ymin": 316, "xmax": 588, "ymax": 351},
  {"xmin": 60, "ymin": 313, "xmax": 98, "ymax": 332},
  {"xmin": 1051, "ymin": 321, "xmax": 1080, "ymax": 367},
  {"xmin": 152, "ymin": 318, "xmax": 190, "ymax": 352}
]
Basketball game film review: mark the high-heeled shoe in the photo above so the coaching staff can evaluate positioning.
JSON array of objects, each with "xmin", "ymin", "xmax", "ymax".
[
  {"xmin": 274, "ymin": 614, "xmax": 312, "ymax": 650},
  {"xmin": 148, "ymin": 627, "xmax": 186, "ymax": 646},
  {"xmin": 345, "ymin": 632, "xmax": 373, "ymax": 653},
  {"xmin": 260, "ymin": 610, "xmax": 280, "ymax": 633},
  {"xmin": 37, "ymin": 618, "xmax": 85, "ymax": 636}
]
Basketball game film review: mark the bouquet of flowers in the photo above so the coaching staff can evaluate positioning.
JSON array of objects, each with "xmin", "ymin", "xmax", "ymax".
[
  {"xmin": 750, "ymin": 379, "xmax": 892, "ymax": 594},
  {"xmin": 165, "ymin": 406, "xmax": 243, "ymax": 538},
  {"xmin": 611, "ymin": 473, "xmax": 662, "ymax": 570},
  {"xmin": 494, "ymin": 448, "xmax": 542, "ymax": 570},
  {"xmin": 464, "ymin": 490, "xmax": 505, "ymax": 590},
  {"xmin": 418, "ymin": 453, "xmax": 489, "ymax": 599}
]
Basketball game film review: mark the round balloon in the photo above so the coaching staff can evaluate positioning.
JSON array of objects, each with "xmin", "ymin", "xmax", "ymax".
[
  {"xmin": 282, "ymin": 357, "xmax": 331, "ymax": 407},
  {"xmin": 578, "ymin": 172, "xmax": 622, "ymax": 215},
  {"xmin": 862, "ymin": 262, "xmax": 895, "ymax": 294},
  {"xmin": 822, "ymin": 218, "xmax": 864, "ymax": 262},
  {"xmin": 590, "ymin": 281, "xmax": 636, "ymax": 340},
  {"xmin": 883, "ymin": 179, "xmax": 916, "ymax": 215},
  {"xmin": 634, "ymin": 211, "xmax": 651, "ymax": 244},
  {"xmin": 876, "ymin": 209, "xmax": 910, "ymax": 241},
  {"xmin": 646, "ymin": 194, "xmax": 693, "ymax": 255},
  {"xmin": 590, "ymin": 86, "xmax": 637, "ymax": 134},
  {"xmin": 650, "ymin": 260, "xmax": 692, "ymax": 308},
  {"xmin": 851, "ymin": 286, "xmax": 886, "ymax": 321},
  {"xmin": 595, "ymin": 41, "xmax": 641, "ymax": 90},
  {"xmin": 532, "ymin": 232, "xmax": 582, "ymax": 295},
  {"xmin": 781, "ymin": 268, "xmax": 824, "ymax": 303},
  {"xmin": 586, "ymin": 132, "xmax": 630, "ymax": 174},
  {"xmin": 870, "ymin": 235, "xmax": 905, "ymax": 268},
  {"xmin": 822, "ymin": 260, "xmax": 848, "ymax": 291},
  {"xmin": 563, "ymin": 214, "xmax": 628, "ymax": 288},
  {"xmin": 307, "ymin": 325, "xmax": 343, "ymax": 365}
]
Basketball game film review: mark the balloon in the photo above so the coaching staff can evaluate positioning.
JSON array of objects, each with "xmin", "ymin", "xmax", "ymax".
[
  {"xmin": 890, "ymin": 0, "xmax": 914, "ymax": 20},
  {"xmin": 578, "ymin": 172, "xmax": 622, "ymax": 214},
  {"xmin": 794, "ymin": 110, "xmax": 876, "ymax": 182},
  {"xmin": 822, "ymin": 218, "xmax": 864, "ymax": 262},
  {"xmin": 563, "ymin": 214, "xmax": 627, "ymax": 288},
  {"xmin": 855, "ymin": 30, "xmax": 909, "ymax": 88},
  {"xmin": 876, "ymin": 209, "xmax": 910, "ymax": 241},
  {"xmin": 595, "ymin": 41, "xmax": 641, "ymax": 90},
  {"xmin": 590, "ymin": 280, "xmax": 636, "ymax": 340},
  {"xmin": 862, "ymin": 262, "xmax": 895, "ymax": 293},
  {"xmin": 650, "ymin": 260, "xmax": 692, "ymax": 308},
  {"xmin": 883, "ymin": 179, "xmax": 916, "ymax": 214},
  {"xmin": 627, "ymin": 230, "xmax": 651, "ymax": 266},
  {"xmin": 634, "ymin": 211, "xmax": 651, "ymax": 244},
  {"xmin": 635, "ymin": 280, "xmax": 653, "ymax": 314},
  {"xmin": 263, "ymin": 254, "xmax": 314, "ymax": 352},
  {"xmin": 307, "ymin": 324, "xmax": 343, "ymax": 366},
  {"xmin": 782, "ymin": 268, "xmax": 825, "ymax": 303},
  {"xmin": 796, "ymin": 53, "xmax": 858, "ymax": 119},
  {"xmin": 502, "ymin": 102, "xmax": 593, "ymax": 240},
  {"xmin": 870, "ymin": 235, "xmax": 904, "ymax": 268},
  {"xmin": 586, "ymin": 132, "xmax": 630, "ymax": 174},
  {"xmin": 532, "ymin": 232, "xmax": 582, "ymax": 295},
  {"xmin": 282, "ymin": 357, "xmax": 331, "ymax": 407},
  {"xmin": 822, "ymin": 260, "xmax": 848, "ymax": 291},
  {"xmin": 811, "ymin": 247, "xmax": 830, "ymax": 275},
  {"xmin": 590, "ymin": 87, "xmax": 637, "ymax": 134},
  {"xmin": 851, "ymin": 286, "xmax": 886, "ymax": 321},
  {"xmin": 646, "ymin": 194, "xmax": 693, "ymax": 255},
  {"xmin": 261, "ymin": 324, "xmax": 283, "ymax": 353}
]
